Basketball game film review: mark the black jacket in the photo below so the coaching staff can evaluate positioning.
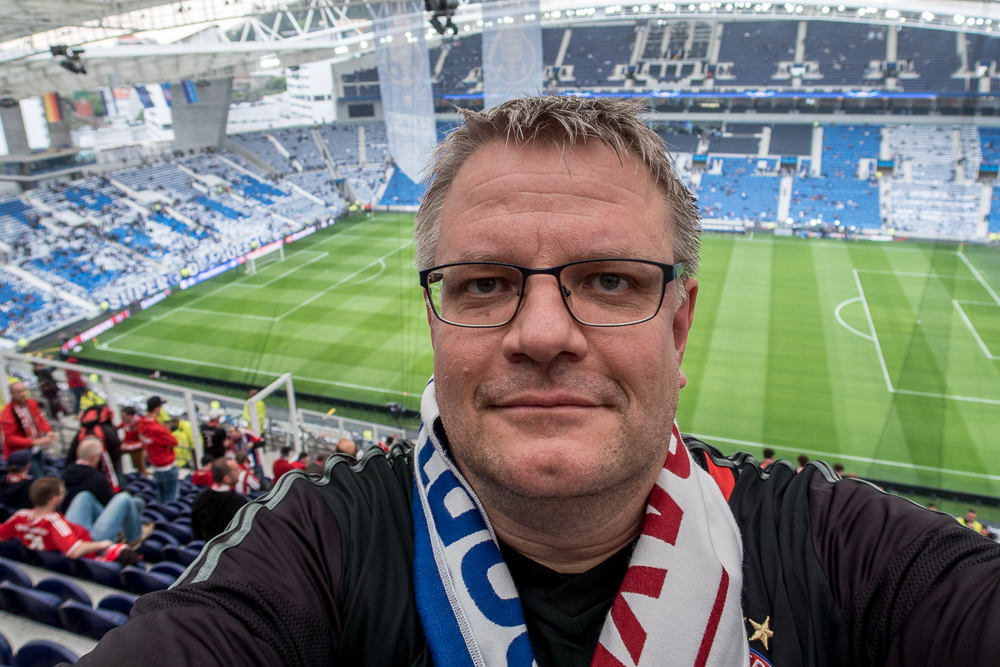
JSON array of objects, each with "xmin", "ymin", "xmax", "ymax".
[
  {"xmin": 0, "ymin": 477, "xmax": 33, "ymax": 510},
  {"xmin": 61, "ymin": 463, "xmax": 114, "ymax": 512},
  {"xmin": 190, "ymin": 489, "xmax": 248, "ymax": 541},
  {"xmin": 78, "ymin": 438, "xmax": 1000, "ymax": 667}
]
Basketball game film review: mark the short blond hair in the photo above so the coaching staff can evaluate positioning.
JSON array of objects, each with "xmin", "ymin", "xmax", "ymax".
[{"xmin": 414, "ymin": 96, "xmax": 700, "ymax": 280}]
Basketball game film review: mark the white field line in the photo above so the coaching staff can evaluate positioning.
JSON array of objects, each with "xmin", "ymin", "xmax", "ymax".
[
  {"xmin": 855, "ymin": 269, "xmax": 978, "ymax": 281},
  {"xmin": 240, "ymin": 251, "xmax": 330, "ymax": 289},
  {"xmin": 957, "ymin": 251, "xmax": 1000, "ymax": 308},
  {"xmin": 689, "ymin": 433, "xmax": 1000, "ymax": 482},
  {"xmin": 101, "ymin": 218, "xmax": 402, "ymax": 347},
  {"xmin": 834, "ymin": 297, "xmax": 874, "ymax": 341},
  {"xmin": 98, "ymin": 345, "xmax": 410, "ymax": 397},
  {"xmin": 957, "ymin": 300, "xmax": 1000, "ymax": 307},
  {"xmin": 952, "ymin": 299, "xmax": 997, "ymax": 360},
  {"xmin": 853, "ymin": 268, "xmax": 894, "ymax": 392}
]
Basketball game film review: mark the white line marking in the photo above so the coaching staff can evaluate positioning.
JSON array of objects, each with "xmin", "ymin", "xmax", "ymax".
[
  {"xmin": 177, "ymin": 307, "xmax": 277, "ymax": 322},
  {"xmin": 99, "ymin": 344, "xmax": 410, "ymax": 397},
  {"xmin": 834, "ymin": 297, "xmax": 874, "ymax": 341},
  {"xmin": 689, "ymin": 433, "xmax": 1000, "ymax": 482},
  {"xmin": 953, "ymin": 299, "xmax": 997, "ymax": 360},
  {"xmin": 957, "ymin": 251, "xmax": 1000, "ymax": 308},
  {"xmin": 956, "ymin": 300, "xmax": 1000, "ymax": 307},
  {"xmin": 856, "ymin": 269, "xmax": 978, "ymax": 281},
  {"xmin": 853, "ymin": 269, "xmax": 894, "ymax": 392},
  {"xmin": 892, "ymin": 388, "xmax": 1000, "ymax": 406}
]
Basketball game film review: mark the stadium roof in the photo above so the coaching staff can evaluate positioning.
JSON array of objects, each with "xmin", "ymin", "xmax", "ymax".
[{"xmin": 1, "ymin": 0, "xmax": 179, "ymax": 43}]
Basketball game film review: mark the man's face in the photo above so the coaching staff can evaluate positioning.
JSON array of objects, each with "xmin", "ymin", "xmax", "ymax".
[
  {"xmin": 10, "ymin": 383, "xmax": 26, "ymax": 404},
  {"xmin": 428, "ymin": 140, "xmax": 698, "ymax": 503},
  {"xmin": 226, "ymin": 460, "xmax": 240, "ymax": 486},
  {"xmin": 967, "ymin": 511, "xmax": 977, "ymax": 522}
]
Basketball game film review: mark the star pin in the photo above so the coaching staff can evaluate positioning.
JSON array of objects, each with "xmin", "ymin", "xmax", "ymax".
[{"xmin": 746, "ymin": 616, "xmax": 773, "ymax": 651}]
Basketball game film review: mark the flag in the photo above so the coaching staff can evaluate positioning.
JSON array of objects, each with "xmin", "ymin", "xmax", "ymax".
[
  {"xmin": 161, "ymin": 82, "xmax": 172, "ymax": 107},
  {"xmin": 181, "ymin": 80, "xmax": 198, "ymax": 104},
  {"xmin": 134, "ymin": 85, "xmax": 154, "ymax": 109},
  {"xmin": 481, "ymin": 0, "xmax": 544, "ymax": 108},
  {"xmin": 41, "ymin": 92, "xmax": 61, "ymax": 123}
]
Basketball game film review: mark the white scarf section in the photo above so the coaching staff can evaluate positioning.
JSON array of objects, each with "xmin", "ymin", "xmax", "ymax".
[{"xmin": 412, "ymin": 378, "xmax": 748, "ymax": 667}]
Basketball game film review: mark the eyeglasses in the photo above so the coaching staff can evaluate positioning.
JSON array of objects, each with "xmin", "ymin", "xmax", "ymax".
[{"xmin": 419, "ymin": 259, "xmax": 683, "ymax": 328}]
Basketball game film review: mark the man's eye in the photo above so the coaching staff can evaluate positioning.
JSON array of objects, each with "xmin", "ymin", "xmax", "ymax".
[
  {"xmin": 469, "ymin": 278, "xmax": 501, "ymax": 294},
  {"xmin": 591, "ymin": 273, "xmax": 629, "ymax": 293}
]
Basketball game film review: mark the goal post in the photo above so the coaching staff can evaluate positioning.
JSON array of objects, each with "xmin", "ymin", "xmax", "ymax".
[{"xmin": 245, "ymin": 239, "xmax": 285, "ymax": 275}]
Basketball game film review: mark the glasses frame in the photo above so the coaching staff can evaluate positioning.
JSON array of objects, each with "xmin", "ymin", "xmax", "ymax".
[{"xmin": 419, "ymin": 258, "xmax": 684, "ymax": 329}]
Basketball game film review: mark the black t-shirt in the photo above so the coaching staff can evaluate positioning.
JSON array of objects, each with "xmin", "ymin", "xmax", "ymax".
[{"xmin": 499, "ymin": 539, "xmax": 634, "ymax": 667}]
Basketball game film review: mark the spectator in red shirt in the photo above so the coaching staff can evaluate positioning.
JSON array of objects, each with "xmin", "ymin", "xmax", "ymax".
[
  {"xmin": 233, "ymin": 451, "xmax": 261, "ymax": 495},
  {"xmin": 138, "ymin": 396, "xmax": 178, "ymax": 503},
  {"xmin": 0, "ymin": 477, "xmax": 136, "ymax": 563},
  {"xmin": 271, "ymin": 447, "xmax": 302, "ymax": 484},
  {"xmin": 760, "ymin": 448, "xmax": 775, "ymax": 469},
  {"xmin": 191, "ymin": 455, "xmax": 214, "ymax": 487},
  {"xmin": 64, "ymin": 358, "xmax": 86, "ymax": 414},
  {"xmin": 1, "ymin": 381, "xmax": 57, "ymax": 477},
  {"xmin": 118, "ymin": 406, "xmax": 146, "ymax": 476}
]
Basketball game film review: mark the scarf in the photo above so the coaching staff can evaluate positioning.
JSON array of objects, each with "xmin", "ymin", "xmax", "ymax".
[
  {"xmin": 412, "ymin": 378, "xmax": 748, "ymax": 667},
  {"xmin": 12, "ymin": 403, "xmax": 39, "ymax": 440}
]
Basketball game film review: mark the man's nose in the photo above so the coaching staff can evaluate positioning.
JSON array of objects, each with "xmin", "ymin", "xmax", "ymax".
[{"xmin": 501, "ymin": 275, "xmax": 587, "ymax": 363}]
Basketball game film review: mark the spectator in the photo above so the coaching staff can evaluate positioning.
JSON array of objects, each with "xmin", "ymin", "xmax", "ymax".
[
  {"xmin": 0, "ymin": 477, "xmax": 137, "ymax": 563},
  {"xmin": 118, "ymin": 406, "xmax": 145, "ymax": 475},
  {"xmin": 138, "ymin": 396, "xmax": 178, "ymax": 503},
  {"xmin": 191, "ymin": 455, "xmax": 214, "ymax": 488},
  {"xmin": 78, "ymin": 381, "xmax": 106, "ymax": 413},
  {"xmin": 927, "ymin": 504, "xmax": 938, "ymax": 512},
  {"xmin": 760, "ymin": 448, "xmax": 774, "ymax": 468},
  {"xmin": 306, "ymin": 453, "xmax": 329, "ymax": 475},
  {"xmin": 242, "ymin": 388, "xmax": 267, "ymax": 436},
  {"xmin": 226, "ymin": 426, "xmax": 264, "ymax": 480},
  {"xmin": 797, "ymin": 454, "xmax": 809, "ymax": 473},
  {"xmin": 271, "ymin": 446, "xmax": 296, "ymax": 482},
  {"xmin": 64, "ymin": 358, "xmax": 86, "ymax": 413},
  {"xmin": 62, "ymin": 437, "xmax": 152, "ymax": 546},
  {"xmin": 200, "ymin": 408, "xmax": 227, "ymax": 460},
  {"xmin": 33, "ymin": 360, "xmax": 63, "ymax": 419},
  {"xmin": 168, "ymin": 417, "xmax": 195, "ymax": 470},
  {"xmin": 233, "ymin": 451, "xmax": 260, "ymax": 495},
  {"xmin": 191, "ymin": 459, "xmax": 248, "ymax": 541},
  {"xmin": 0, "ymin": 450, "xmax": 34, "ymax": 510},
  {"xmin": 959, "ymin": 509, "xmax": 984, "ymax": 533},
  {"xmin": 1, "ymin": 381, "xmax": 57, "ymax": 477},
  {"xmin": 832, "ymin": 463, "xmax": 845, "ymax": 478},
  {"xmin": 65, "ymin": 400, "xmax": 122, "ymax": 484}
]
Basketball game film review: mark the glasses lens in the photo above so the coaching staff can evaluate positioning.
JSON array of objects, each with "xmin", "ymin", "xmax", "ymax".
[
  {"xmin": 560, "ymin": 260, "xmax": 666, "ymax": 325},
  {"xmin": 426, "ymin": 264, "xmax": 524, "ymax": 326}
]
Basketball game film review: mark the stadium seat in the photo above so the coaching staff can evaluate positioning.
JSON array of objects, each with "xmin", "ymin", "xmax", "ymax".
[
  {"xmin": 58, "ymin": 599, "xmax": 129, "ymax": 640},
  {"xmin": 97, "ymin": 592, "xmax": 137, "ymax": 616},
  {"xmin": 15, "ymin": 640, "xmax": 79, "ymax": 667},
  {"xmin": 23, "ymin": 550, "xmax": 74, "ymax": 577},
  {"xmin": 71, "ymin": 559, "xmax": 123, "ymax": 590},
  {"xmin": 150, "ymin": 562, "xmax": 185, "ymax": 579},
  {"xmin": 0, "ymin": 581, "xmax": 63, "ymax": 628},
  {"xmin": 0, "ymin": 557, "xmax": 33, "ymax": 587},
  {"xmin": 187, "ymin": 540, "xmax": 206, "ymax": 551},
  {"xmin": 120, "ymin": 566, "xmax": 174, "ymax": 595},
  {"xmin": 0, "ymin": 540, "xmax": 24, "ymax": 562},
  {"xmin": 35, "ymin": 578, "xmax": 91, "ymax": 606},
  {"xmin": 135, "ymin": 539, "xmax": 164, "ymax": 563},
  {"xmin": 141, "ymin": 510, "xmax": 168, "ymax": 525},
  {"xmin": 147, "ymin": 504, "xmax": 179, "ymax": 521},
  {"xmin": 161, "ymin": 545, "xmax": 200, "ymax": 566},
  {"xmin": 148, "ymin": 530, "xmax": 180, "ymax": 547},
  {"xmin": 0, "ymin": 630, "xmax": 14, "ymax": 666},
  {"xmin": 157, "ymin": 523, "xmax": 192, "ymax": 544}
]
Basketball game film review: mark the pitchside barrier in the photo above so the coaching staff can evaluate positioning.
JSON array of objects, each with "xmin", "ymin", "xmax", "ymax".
[{"xmin": 0, "ymin": 352, "xmax": 413, "ymax": 465}]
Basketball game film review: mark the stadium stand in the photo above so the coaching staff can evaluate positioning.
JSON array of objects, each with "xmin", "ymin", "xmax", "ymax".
[
  {"xmin": 718, "ymin": 21, "xmax": 799, "ymax": 85},
  {"xmin": 697, "ymin": 158, "xmax": 781, "ymax": 223},
  {"xmin": 790, "ymin": 175, "xmax": 882, "ymax": 228},
  {"xmin": 229, "ymin": 132, "xmax": 294, "ymax": 174},
  {"xmin": 379, "ymin": 170, "xmax": 426, "ymax": 207}
]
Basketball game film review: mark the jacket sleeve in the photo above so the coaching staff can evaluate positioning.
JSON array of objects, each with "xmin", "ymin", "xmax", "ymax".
[
  {"xmin": 809, "ymin": 473, "xmax": 1000, "ymax": 667},
  {"xmin": 76, "ymin": 475, "xmax": 343, "ymax": 667},
  {"xmin": 0, "ymin": 408, "xmax": 33, "ymax": 450}
]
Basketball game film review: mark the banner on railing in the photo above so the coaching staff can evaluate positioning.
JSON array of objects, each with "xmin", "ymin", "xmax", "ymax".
[
  {"xmin": 181, "ymin": 80, "xmax": 198, "ymax": 105},
  {"xmin": 481, "ymin": 0, "xmax": 544, "ymax": 108},
  {"xmin": 179, "ymin": 258, "xmax": 242, "ymax": 289},
  {"xmin": 246, "ymin": 239, "xmax": 284, "ymax": 261},
  {"xmin": 139, "ymin": 290, "xmax": 171, "ymax": 310},
  {"xmin": 61, "ymin": 310, "xmax": 131, "ymax": 353},
  {"xmin": 285, "ymin": 226, "xmax": 316, "ymax": 244},
  {"xmin": 370, "ymin": 1, "xmax": 437, "ymax": 184}
]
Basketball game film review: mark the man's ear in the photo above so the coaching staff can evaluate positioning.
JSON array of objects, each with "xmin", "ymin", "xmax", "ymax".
[{"xmin": 672, "ymin": 278, "xmax": 698, "ymax": 389}]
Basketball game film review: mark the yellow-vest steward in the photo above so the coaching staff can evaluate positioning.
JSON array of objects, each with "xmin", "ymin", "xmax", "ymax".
[
  {"xmin": 172, "ymin": 419, "xmax": 196, "ymax": 468},
  {"xmin": 243, "ymin": 401, "xmax": 267, "ymax": 435},
  {"xmin": 78, "ymin": 389, "xmax": 106, "ymax": 412}
]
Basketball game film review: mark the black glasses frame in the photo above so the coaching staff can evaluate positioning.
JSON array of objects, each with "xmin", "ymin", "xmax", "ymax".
[{"xmin": 419, "ymin": 258, "xmax": 684, "ymax": 328}]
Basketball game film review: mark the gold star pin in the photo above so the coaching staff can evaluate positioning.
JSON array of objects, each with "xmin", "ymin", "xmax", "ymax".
[{"xmin": 746, "ymin": 616, "xmax": 773, "ymax": 651}]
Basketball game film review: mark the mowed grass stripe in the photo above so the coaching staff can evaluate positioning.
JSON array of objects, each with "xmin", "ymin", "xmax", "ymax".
[{"xmin": 763, "ymin": 240, "xmax": 839, "ymax": 452}]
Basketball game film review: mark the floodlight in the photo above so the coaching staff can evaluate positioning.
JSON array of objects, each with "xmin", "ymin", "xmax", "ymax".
[
  {"xmin": 922, "ymin": 11, "xmax": 934, "ymax": 20},
  {"xmin": 49, "ymin": 45, "xmax": 68, "ymax": 56},
  {"xmin": 59, "ymin": 54, "xmax": 86, "ymax": 75}
]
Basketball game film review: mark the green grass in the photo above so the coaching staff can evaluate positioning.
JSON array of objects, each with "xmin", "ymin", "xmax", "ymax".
[{"xmin": 76, "ymin": 216, "xmax": 1000, "ymax": 496}]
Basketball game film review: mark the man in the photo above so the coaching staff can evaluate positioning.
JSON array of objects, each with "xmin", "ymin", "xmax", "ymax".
[
  {"xmin": 190, "ymin": 455, "xmax": 214, "ymax": 488},
  {"xmin": 33, "ymin": 360, "xmax": 62, "ymax": 419},
  {"xmin": 0, "ymin": 450, "xmax": 34, "ymax": 510},
  {"xmin": 64, "ymin": 358, "xmax": 86, "ymax": 414},
  {"xmin": 226, "ymin": 425, "xmax": 264, "ymax": 480},
  {"xmin": 78, "ymin": 98, "xmax": 1000, "ymax": 666},
  {"xmin": 65, "ymin": 400, "xmax": 122, "ymax": 484},
  {"xmin": 200, "ymin": 408, "xmax": 227, "ymax": 460},
  {"xmin": 168, "ymin": 417, "xmax": 195, "ymax": 470},
  {"xmin": 233, "ymin": 452, "xmax": 260, "ymax": 495},
  {"xmin": 270, "ymin": 446, "xmax": 297, "ymax": 482},
  {"xmin": 760, "ymin": 448, "xmax": 774, "ymax": 468},
  {"xmin": 138, "ymin": 396, "xmax": 178, "ymax": 503},
  {"xmin": 190, "ymin": 459, "xmax": 248, "ymax": 541},
  {"xmin": 0, "ymin": 477, "xmax": 134, "ymax": 562},
  {"xmin": 959, "ymin": 509, "xmax": 984, "ymax": 534},
  {"xmin": 117, "ymin": 406, "xmax": 145, "ymax": 476},
  {"xmin": 242, "ymin": 388, "xmax": 267, "ymax": 436},
  {"xmin": 61, "ymin": 437, "xmax": 151, "ymax": 545},
  {"xmin": 1, "ymin": 381, "xmax": 57, "ymax": 477}
]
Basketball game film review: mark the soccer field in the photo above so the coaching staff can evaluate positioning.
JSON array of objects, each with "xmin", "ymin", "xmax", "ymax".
[{"xmin": 78, "ymin": 214, "xmax": 1000, "ymax": 495}]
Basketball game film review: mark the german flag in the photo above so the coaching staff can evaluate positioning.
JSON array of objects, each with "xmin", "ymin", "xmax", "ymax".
[{"xmin": 42, "ymin": 92, "xmax": 61, "ymax": 123}]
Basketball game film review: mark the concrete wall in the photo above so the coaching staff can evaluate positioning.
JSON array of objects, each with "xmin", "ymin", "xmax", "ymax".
[
  {"xmin": 171, "ymin": 77, "xmax": 233, "ymax": 152},
  {"xmin": 0, "ymin": 100, "xmax": 30, "ymax": 155}
]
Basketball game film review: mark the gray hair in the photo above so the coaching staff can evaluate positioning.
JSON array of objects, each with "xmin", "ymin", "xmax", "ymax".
[
  {"xmin": 414, "ymin": 96, "xmax": 701, "ymax": 281},
  {"xmin": 77, "ymin": 437, "xmax": 104, "ymax": 462}
]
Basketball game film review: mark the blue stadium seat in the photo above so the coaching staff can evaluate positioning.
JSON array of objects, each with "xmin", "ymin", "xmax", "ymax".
[
  {"xmin": 147, "ymin": 504, "xmax": 179, "ymax": 521},
  {"xmin": 141, "ymin": 510, "xmax": 168, "ymax": 525},
  {"xmin": 23, "ymin": 550, "xmax": 74, "ymax": 577},
  {"xmin": 0, "ymin": 540, "xmax": 24, "ymax": 562},
  {"xmin": 135, "ymin": 539, "xmax": 164, "ymax": 563},
  {"xmin": 97, "ymin": 592, "xmax": 137, "ymax": 616},
  {"xmin": 149, "ymin": 562, "xmax": 185, "ymax": 580},
  {"xmin": 71, "ymin": 559, "xmax": 123, "ymax": 590},
  {"xmin": 187, "ymin": 540, "xmax": 206, "ymax": 551},
  {"xmin": 161, "ymin": 545, "xmax": 200, "ymax": 566},
  {"xmin": 0, "ymin": 630, "xmax": 14, "ymax": 666},
  {"xmin": 157, "ymin": 523, "xmax": 192, "ymax": 544},
  {"xmin": 58, "ymin": 599, "xmax": 129, "ymax": 640},
  {"xmin": 0, "ymin": 581, "xmax": 63, "ymax": 628},
  {"xmin": 15, "ymin": 639, "xmax": 79, "ymax": 667},
  {"xmin": 0, "ymin": 557, "xmax": 33, "ymax": 587},
  {"xmin": 35, "ymin": 577, "xmax": 91, "ymax": 606},
  {"xmin": 148, "ymin": 530, "xmax": 180, "ymax": 547},
  {"xmin": 120, "ymin": 566, "xmax": 174, "ymax": 595}
]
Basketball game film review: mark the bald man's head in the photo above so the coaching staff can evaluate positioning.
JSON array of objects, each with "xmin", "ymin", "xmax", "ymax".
[{"xmin": 77, "ymin": 437, "xmax": 104, "ymax": 465}]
